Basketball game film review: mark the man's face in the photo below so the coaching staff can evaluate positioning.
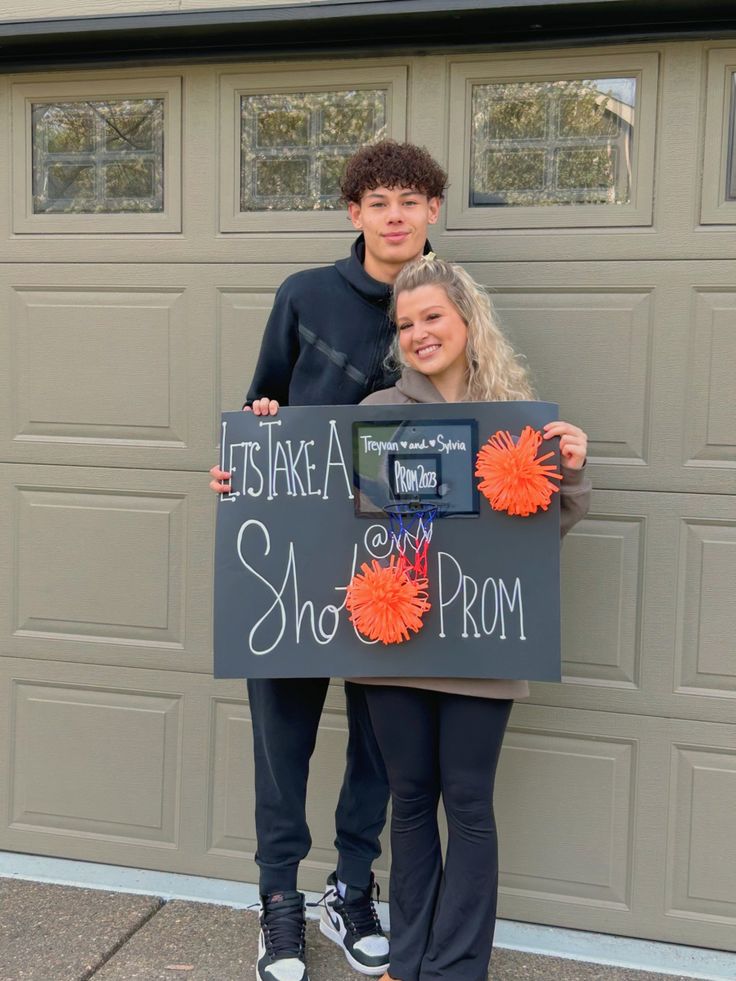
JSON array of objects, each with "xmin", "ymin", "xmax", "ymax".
[{"xmin": 348, "ymin": 186, "xmax": 440, "ymax": 281}]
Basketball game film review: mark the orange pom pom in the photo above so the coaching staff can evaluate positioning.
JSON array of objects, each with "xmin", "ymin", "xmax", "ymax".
[
  {"xmin": 346, "ymin": 555, "xmax": 431, "ymax": 645},
  {"xmin": 475, "ymin": 426, "xmax": 562, "ymax": 516}
]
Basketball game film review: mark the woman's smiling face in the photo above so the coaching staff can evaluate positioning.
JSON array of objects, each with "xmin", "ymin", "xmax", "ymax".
[{"xmin": 396, "ymin": 284, "xmax": 469, "ymax": 387}]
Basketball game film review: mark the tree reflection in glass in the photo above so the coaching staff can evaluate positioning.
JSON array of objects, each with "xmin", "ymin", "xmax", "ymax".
[
  {"xmin": 470, "ymin": 79, "xmax": 636, "ymax": 207},
  {"xmin": 240, "ymin": 89, "xmax": 387, "ymax": 211},
  {"xmin": 32, "ymin": 99, "xmax": 164, "ymax": 214}
]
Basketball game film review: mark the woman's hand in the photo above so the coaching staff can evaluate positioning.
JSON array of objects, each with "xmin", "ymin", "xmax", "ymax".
[
  {"xmin": 543, "ymin": 420, "xmax": 587, "ymax": 471},
  {"xmin": 209, "ymin": 397, "xmax": 281, "ymax": 493}
]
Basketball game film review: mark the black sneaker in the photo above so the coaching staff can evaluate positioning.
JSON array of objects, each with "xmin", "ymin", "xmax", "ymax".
[
  {"xmin": 257, "ymin": 891, "xmax": 308, "ymax": 981},
  {"xmin": 317, "ymin": 872, "xmax": 389, "ymax": 976}
]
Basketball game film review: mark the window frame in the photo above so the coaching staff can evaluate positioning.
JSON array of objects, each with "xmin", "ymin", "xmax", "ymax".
[
  {"xmin": 701, "ymin": 48, "xmax": 736, "ymax": 225},
  {"xmin": 12, "ymin": 76, "xmax": 182, "ymax": 235},
  {"xmin": 218, "ymin": 64, "xmax": 407, "ymax": 234},
  {"xmin": 446, "ymin": 52, "xmax": 659, "ymax": 230}
]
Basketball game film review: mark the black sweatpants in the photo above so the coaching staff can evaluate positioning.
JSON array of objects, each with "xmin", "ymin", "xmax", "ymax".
[
  {"xmin": 247, "ymin": 677, "xmax": 390, "ymax": 894},
  {"xmin": 363, "ymin": 685, "xmax": 512, "ymax": 981}
]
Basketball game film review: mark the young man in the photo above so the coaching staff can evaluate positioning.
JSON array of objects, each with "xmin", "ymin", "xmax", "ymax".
[{"xmin": 210, "ymin": 141, "xmax": 447, "ymax": 981}]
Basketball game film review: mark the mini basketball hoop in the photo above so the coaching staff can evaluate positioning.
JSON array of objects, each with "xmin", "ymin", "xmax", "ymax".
[{"xmin": 384, "ymin": 500, "xmax": 444, "ymax": 582}]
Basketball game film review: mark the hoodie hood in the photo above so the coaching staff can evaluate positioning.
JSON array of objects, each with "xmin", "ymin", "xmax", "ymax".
[
  {"xmin": 334, "ymin": 234, "xmax": 435, "ymax": 308},
  {"xmin": 395, "ymin": 367, "xmax": 446, "ymax": 404},
  {"xmin": 334, "ymin": 235, "xmax": 393, "ymax": 308}
]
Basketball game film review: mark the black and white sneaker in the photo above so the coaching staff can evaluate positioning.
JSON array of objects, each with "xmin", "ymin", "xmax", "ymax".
[
  {"xmin": 316, "ymin": 872, "xmax": 389, "ymax": 976},
  {"xmin": 257, "ymin": 891, "xmax": 308, "ymax": 981}
]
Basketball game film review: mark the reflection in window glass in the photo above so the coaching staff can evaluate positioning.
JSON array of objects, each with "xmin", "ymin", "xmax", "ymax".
[
  {"xmin": 728, "ymin": 73, "xmax": 736, "ymax": 201},
  {"xmin": 240, "ymin": 90, "xmax": 387, "ymax": 211},
  {"xmin": 32, "ymin": 99, "xmax": 164, "ymax": 214},
  {"xmin": 470, "ymin": 78, "xmax": 636, "ymax": 207}
]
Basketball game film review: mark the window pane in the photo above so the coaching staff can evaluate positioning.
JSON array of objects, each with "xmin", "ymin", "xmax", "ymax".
[
  {"xmin": 319, "ymin": 103, "xmax": 379, "ymax": 145},
  {"xmin": 255, "ymin": 158, "xmax": 310, "ymax": 197},
  {"xmin": 470, "ymin": 78, "xmax": 636, "ymax": 207},
  {"xmin": 105, "ymin": 160, "xmax": 156, "ymax": 199},
  {"xmin": 556, "ymin": 147, "xmax": 618, "ymax": 190},
  {"xmin": 104, "ymin": 106, "xmax": 156, "ymax": 152},
  {"xmin": 47, "ymin": 163, "xmax": 95, "ymax": 199},
  {"xmin": 45, "ymin": 109, "xmax": 94, "ymax": 153},
  {"xmin": 484, "ymin": 149, "xmax": 545, "ymax": 195},
  {"xmin": 240, "ymin": 89, "xmax": 387, "ymax": 211},
  {"xmin": 257, "ymin": 109, "xmax": 310, "ymax": 148},
  {"xmin": 488, "ymin": 98, "xmax": 546, "ymax": 140},
  {"xmin": 320, "ymin": 156, "xmax": 350, "ymax": 198},
  {"xmin": 727, "ymin": 73, "xmax": 736, "ymax": 201},
  {"xmin": 32, "ymin": 99, "xmax": 164, "ymax": 214}
]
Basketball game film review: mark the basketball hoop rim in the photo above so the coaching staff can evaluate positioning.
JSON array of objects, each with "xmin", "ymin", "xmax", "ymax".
[{"xmin": 384, "ymin": 501, "xmax": 449, "ymax": 518}]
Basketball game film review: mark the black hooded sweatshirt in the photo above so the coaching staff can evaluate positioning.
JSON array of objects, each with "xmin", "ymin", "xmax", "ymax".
[{"xmin": 245, "ymin": 235, "xmax": 429, "ymax": 407}]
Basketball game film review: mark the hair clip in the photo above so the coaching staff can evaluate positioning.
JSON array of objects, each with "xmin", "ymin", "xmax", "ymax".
[{"xmin": 421, "ymin": 251, "xmax": 437, "ymax": 262}]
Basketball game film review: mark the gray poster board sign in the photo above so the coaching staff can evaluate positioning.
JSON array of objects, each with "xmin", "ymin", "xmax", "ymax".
[{"xmin": 214, "ymin": 401, "xmax": 562, "ymax": 681}]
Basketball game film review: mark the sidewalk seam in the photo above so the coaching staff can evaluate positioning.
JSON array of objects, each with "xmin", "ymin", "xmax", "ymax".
[{"xmin": 81, "ymin": 897, "xmax": 167, "ymax": 980}]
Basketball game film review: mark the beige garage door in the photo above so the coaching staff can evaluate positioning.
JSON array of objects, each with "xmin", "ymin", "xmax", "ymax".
[{"xmin": 1, "ymin": 42, "xmax": 735, "ymax": 953}]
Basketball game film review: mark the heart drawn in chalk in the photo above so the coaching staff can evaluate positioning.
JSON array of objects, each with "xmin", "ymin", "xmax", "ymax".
[
  {"xmin": 400, "ymin": 441, "xmax": 408, "ymax": 448},
  {"xmin": 429, "ymin": 439, "xmax": 436, "ymax": 447}
]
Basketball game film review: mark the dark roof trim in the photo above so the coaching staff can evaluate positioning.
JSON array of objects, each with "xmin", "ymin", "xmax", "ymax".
[{"xmin": 1, "ymin": 1, "xmax": 735, "ymax": 70}]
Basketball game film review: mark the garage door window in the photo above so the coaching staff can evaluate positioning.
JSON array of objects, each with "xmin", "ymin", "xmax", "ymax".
[
  {"xmin": 12, "ymin": 76, "xmax": 182, "ymax": 233},
  {"xmin": 219, "ymin": 65, "xmax": 407, "ymax": 232},
  {"xmin": 727, "ymin": 73, "xmax": 736, "ymax": 201},
  {"xmin": 695, "ymin": 49, "xmax": 736, "ymax": 223},
  {"xmin": 469, "ymin": 78, "xmax": 635, "ymax": 208},
  {"xmin": 240, "ymin": 90, "xmax": 386, "ymax": 212},
  {"xmin": 32, "ymin": 99, "xmax": 164, "ymax": 215},
  {"xmin": 448, "ymin": 53, "xmax": 658, "ymax": 229}
]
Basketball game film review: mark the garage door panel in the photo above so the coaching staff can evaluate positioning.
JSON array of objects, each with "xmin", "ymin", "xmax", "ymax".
[
  {"xmin": 530, "ymin": 490, "xmax": 653, "ymax": 718},
  {"xmin": 500, "ymin": 707, "xmax": 736, "ymax": 950},
  {"xmin": 667, "ymin": 743, "xmax": 736, "ymax": 923},
  {"xmin": 497, "ymin": 726, "xmax": 636, "ymax": 910},
  {"xmin": 0, "ymin": 269, "xmax": 215, "ymax": 471},
  {"xmin": 0, "ymin": 264, "xmax": 317, "ymax": 472},
  {"xmin": 10, "ymin": 286, "xmax": 188, "ymax": 447},
  {"xmin": 9, "ymin": 680, "xmax": 182, "ymax": 846},
  {"xmin": 497, "ymin": 705, "xmax": 648, "ymax": 938},
  {"xmin": 684, "ymin": 290, "xmax": 736, "ymax": 467},
  {"xmin": 675, "ymin": 518, "xmax": 736, "ymax": 697},
  {"xmin": 15, "ymin": 486, "xmax": 183, "ymax": 645},
  {"xmin": 217, "ymin": 288, "xmax": 274, "ymax": 433},
  {"xmin": 492, "ymin": 289, "xmax": 653, "ymax": 466},
  {"xmin": 466, "ymin": 262, "xmax": 736, "ymax": 496},
  {"xmin": 649, "ymin": 497, "xmax": 736, "ymax": 721},
  {"xmin": 0, "ymin": 464, "xmax": 214, "ymax": 673},
  {"xmin": 206, "ymin": 697, "xmax": 255, "ymax": 858},
  {"xmin": 561, "ymin": 514, "xmax": 644, "ymax": 689},
  {"xmin": 530, "ymin": 491, "xmax": 736, "ymax": 727},
  {"xmin": 0, "ymin": 658, "xmax": 225, "ymax": 875}
]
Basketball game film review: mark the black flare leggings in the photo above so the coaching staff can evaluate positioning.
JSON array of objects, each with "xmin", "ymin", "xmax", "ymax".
[{"xmin": 363, "ymin": 685, "xmax": 512, "ymax": 981}]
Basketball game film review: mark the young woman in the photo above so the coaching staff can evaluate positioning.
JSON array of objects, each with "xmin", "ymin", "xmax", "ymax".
[{"xmin": 357, "ymin": 256, "xmax": 592, "ymax": 981}]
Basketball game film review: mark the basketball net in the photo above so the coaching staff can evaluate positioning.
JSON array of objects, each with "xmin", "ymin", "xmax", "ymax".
[{"xmin": 384, "ymin": 501, "xmax": 442, "ymax": 581}]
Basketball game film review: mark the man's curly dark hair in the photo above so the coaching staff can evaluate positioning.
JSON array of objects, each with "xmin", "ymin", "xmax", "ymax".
[{"xmin": 340, "ymin": 140, "xmax": 448, "ymax": 203}]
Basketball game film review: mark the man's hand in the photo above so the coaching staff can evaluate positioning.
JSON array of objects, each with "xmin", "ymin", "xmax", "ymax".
[
  {"xmin": 209, "ymin": 397, "xmax": 281, "ymax": 493},
  {"xmin": 209, "ymin": 465, "xmax": 232, "ymax": 494},
  {"xmin": 543, "ymin": 421, "xmax": 588, "ymax": 471},
  {"xmin": 248, "ymin": 397, "xmax": 280, "ymax": 416}
]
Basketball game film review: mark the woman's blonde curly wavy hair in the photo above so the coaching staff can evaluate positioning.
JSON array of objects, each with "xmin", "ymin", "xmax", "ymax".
[{"xmin": 389, "ymin": 256, "xmax": 534, "ymax": 402}]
